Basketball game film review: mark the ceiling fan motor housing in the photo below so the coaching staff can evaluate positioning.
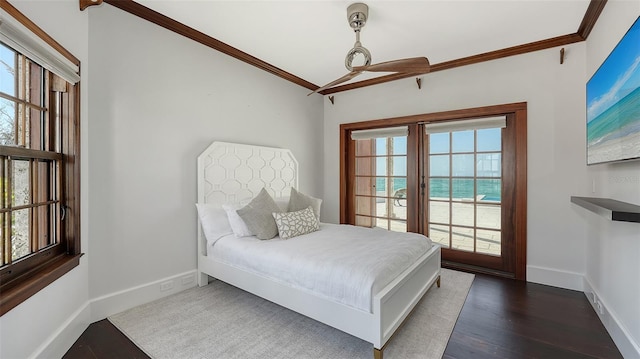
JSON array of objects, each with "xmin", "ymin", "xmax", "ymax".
[
  {"xmin": 347, "ymin": 3, "xmax": 368, "ymax": 31},
  {"xmin": 345, "ymin": 3, "xmax": 371, "ymax": 71}
]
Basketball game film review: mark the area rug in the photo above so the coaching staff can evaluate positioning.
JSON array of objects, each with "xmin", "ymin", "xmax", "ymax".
[{"xmin": 109, "ymin": 268, "xmax": 474, "ymax": 359}]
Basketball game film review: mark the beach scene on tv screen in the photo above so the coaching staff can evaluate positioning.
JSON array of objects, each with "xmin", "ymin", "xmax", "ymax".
[{"xmin": 587, "ymin": 17, "xmax": 640, "ymax": 165}]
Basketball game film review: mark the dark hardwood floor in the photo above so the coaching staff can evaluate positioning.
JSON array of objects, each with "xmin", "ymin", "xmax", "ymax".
[
  {"xmin": 64, "ymin": 274, "xmax": 621, "ymax": 359},
  {"xmin": 443, "ymin": 275, "xmax": 621, "ymax": 359},
  {"xmin": 63, "ymin": 318, "xmax": 149, "ymax": 359}
]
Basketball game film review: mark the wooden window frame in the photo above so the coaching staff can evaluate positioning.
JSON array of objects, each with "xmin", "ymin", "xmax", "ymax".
[
  {"xmin": 0, "ymin": 1, "xmax": 82, "ymax": 317},
  {"xmin": 340, "ymin": 103, "xmax": 527, "ymax": 280}
]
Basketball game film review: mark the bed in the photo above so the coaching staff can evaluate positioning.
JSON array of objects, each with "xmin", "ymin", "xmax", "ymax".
[{"xmin": 196, "ymin": 141, "xmax": 441, "ymax": 358}]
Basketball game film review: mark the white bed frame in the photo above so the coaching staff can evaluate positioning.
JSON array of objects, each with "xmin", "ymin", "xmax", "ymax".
[{"xmin": 196, "ymin": 141, "xmax": 441, "ymax": 359}]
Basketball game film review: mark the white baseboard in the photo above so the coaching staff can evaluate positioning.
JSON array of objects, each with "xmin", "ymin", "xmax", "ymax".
[
  {"xmin": 583, "ymin": 277, "xmax": 640, "ymax": 359},
  {"xmin": 90, "ymin": 270, "xmax": 198, "ymax": 321},
  {"xmin": 32, "ymin": 302, "xmax": 91, "ymax": 359},
  {"xmin": 526, "ymin": 265, "xmax": 584, "ymax": 291},
  {"xmin": 529, "ymin": 266, "xmax": 639, "ymax": 358},
  {"xmin": 29, "ymin": 270, "xmax": 199, "ymax": 358},
  {"xmin": 31, "ymin": 268, "xmax": 639, "ymax": 359}
]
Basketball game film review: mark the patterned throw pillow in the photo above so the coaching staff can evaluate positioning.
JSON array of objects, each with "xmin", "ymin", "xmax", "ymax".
[{"xmin": 272, "ymin": 206, "xmax": 319, "ymax": 239}]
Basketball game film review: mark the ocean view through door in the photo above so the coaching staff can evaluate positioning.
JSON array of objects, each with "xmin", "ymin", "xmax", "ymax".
[
  {"xmin": 341, "ymin": 103, "xmax": 527, "ymax": 279},
  {"xmin": 423, "ymin": 117, "xmax": 506, "ymax": 271}
]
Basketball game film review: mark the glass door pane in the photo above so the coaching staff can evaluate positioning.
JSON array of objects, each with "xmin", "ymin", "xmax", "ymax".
[
  {"xmin": 354, "ymin": 136, "xmax": 407, "ymax": 232},
  {"xmin": 425, "ymin": 126, "xmax": 502, "ymax": 257}
]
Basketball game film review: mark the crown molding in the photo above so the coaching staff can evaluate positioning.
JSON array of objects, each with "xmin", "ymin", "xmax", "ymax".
[
  {"xmin": 85, "ymin": 0, "xmax": 606, "ymax": 95},
  {"xmin": 97, "ymin": 0, "xmax": 318, "ymax": 91}
]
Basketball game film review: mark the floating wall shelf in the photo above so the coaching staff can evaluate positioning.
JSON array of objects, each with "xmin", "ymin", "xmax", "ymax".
[{"xmin": 571, "ymin": 196, "xmax": 640, "ymax": 223}]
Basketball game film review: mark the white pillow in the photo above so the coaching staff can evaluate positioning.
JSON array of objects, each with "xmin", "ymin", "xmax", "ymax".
[
  {"xmin": 195, "ymin": 204, "xmax": 233, "ymax": 243},
  {"xmin": 222, "ymin": 204, "xmax": 254, "ymax": 237},
  {"xmin": 272, "ymin": 206, "xmax": 319, "ymax": 240}
]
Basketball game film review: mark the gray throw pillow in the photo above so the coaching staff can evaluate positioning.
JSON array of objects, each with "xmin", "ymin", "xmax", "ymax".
[
  {"xmin": 288, "ymin": 187, "xmax": 322, "ymax": 221},
  {"xmin": 237, "ymin": 188, "xmax": 281, "ymax": 240}
]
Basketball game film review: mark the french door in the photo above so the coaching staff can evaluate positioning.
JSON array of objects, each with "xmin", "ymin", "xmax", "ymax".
[
  {"xmin": 422, "ymin": 117, "xmax": 510, "ymax": 272},
  {"xmin": 341, "ymin": 104, "xmax": 527, "ymax": 279}
]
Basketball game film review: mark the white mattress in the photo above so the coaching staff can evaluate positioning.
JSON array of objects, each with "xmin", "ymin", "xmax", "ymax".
[{"xmin": 207, "ymin": 223, "xmax": 432, "ymax": 312}]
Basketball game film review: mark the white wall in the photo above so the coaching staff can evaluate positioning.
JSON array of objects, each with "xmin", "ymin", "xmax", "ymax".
[
  {"xmin": 87, "ymin": 4, "xmax": 323, "ymax": 302},
  {"xmin": 583, "ymin": 1, "xmax": 640, "ymax": 357},
  {"xmin": 0, "ymin": 1, "xmax": 91, "ymax": 359},
  {"xmin": 323, "ymin": 40, "xmax": 590, "ymax": 289}
]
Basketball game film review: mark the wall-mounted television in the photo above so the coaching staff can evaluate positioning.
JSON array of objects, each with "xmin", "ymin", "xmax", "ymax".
[{"xmin": 586, "ymin": 16, "xmax": 640, "ymax": 165}]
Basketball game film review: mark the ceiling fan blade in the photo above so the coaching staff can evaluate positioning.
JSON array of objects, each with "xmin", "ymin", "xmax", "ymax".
[
  {"xmin": 353, "ymin": 57, "xmax": 430, "ymax": 74},
  {"xmin": 307, "ymin": 71, "xmax": 362, "ymax": 96}
]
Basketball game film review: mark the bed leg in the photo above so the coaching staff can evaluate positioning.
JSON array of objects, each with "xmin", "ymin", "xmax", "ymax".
[
  {"xmin": 437, "ymin": 275, "xmax": 441, "ymax": 288},
  {"xmin": 373, "ymin": 348, "xmax": 383, "ymax": 359},
  {"xmin": 198, "ymin": 272, "xmax": 209, "ymax": 287}
]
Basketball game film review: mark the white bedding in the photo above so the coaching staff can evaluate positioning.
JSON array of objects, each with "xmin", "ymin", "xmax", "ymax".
[{"xmin": 207, "ymin": 223, "xmax": 432, "ymax": 312}]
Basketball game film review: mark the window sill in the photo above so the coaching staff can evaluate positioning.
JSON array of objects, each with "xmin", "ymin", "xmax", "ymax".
[{"xmin": 0, "ymin": 253, "xmax": 83, "ymax": 316}]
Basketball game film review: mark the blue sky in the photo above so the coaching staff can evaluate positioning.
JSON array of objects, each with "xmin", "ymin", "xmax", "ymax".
[
  {"xmin": 587, "ymin": 17, "xmax": 640, "ymax": 123},
  {"xmin": 1, "ymin": 42, "xmax": 16, "ymax": 96},
  {"xmin": 430, "ymin": 129, "xmax": 501, "ymax": 154},
  {"xmin": 376, "ymin": 137, "xmax": 407, "ymax": 175},
  {"xmin": 372, "ymin": 129, "xmax": 501, "ymax": 176}
]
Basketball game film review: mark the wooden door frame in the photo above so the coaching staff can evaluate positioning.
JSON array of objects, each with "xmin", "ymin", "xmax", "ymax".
[{"xmin": 340, "ymin": 102, "xmax": 527, "ymax": 280}]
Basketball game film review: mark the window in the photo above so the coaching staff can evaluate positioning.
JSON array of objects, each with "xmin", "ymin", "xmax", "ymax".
[{"xmin": 0, "ymin": 4, "xmax": 81, "ymax": 316}]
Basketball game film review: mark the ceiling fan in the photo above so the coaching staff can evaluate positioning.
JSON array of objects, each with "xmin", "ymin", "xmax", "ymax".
[{"xmin": 308, "ymin": 2, "xmax": 430, "ymax": 96}]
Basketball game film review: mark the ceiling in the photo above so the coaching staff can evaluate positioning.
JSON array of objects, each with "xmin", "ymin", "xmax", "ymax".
[{"xmin": 132, "ymin": 0, "xmax": 593, "ymax": 91}]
